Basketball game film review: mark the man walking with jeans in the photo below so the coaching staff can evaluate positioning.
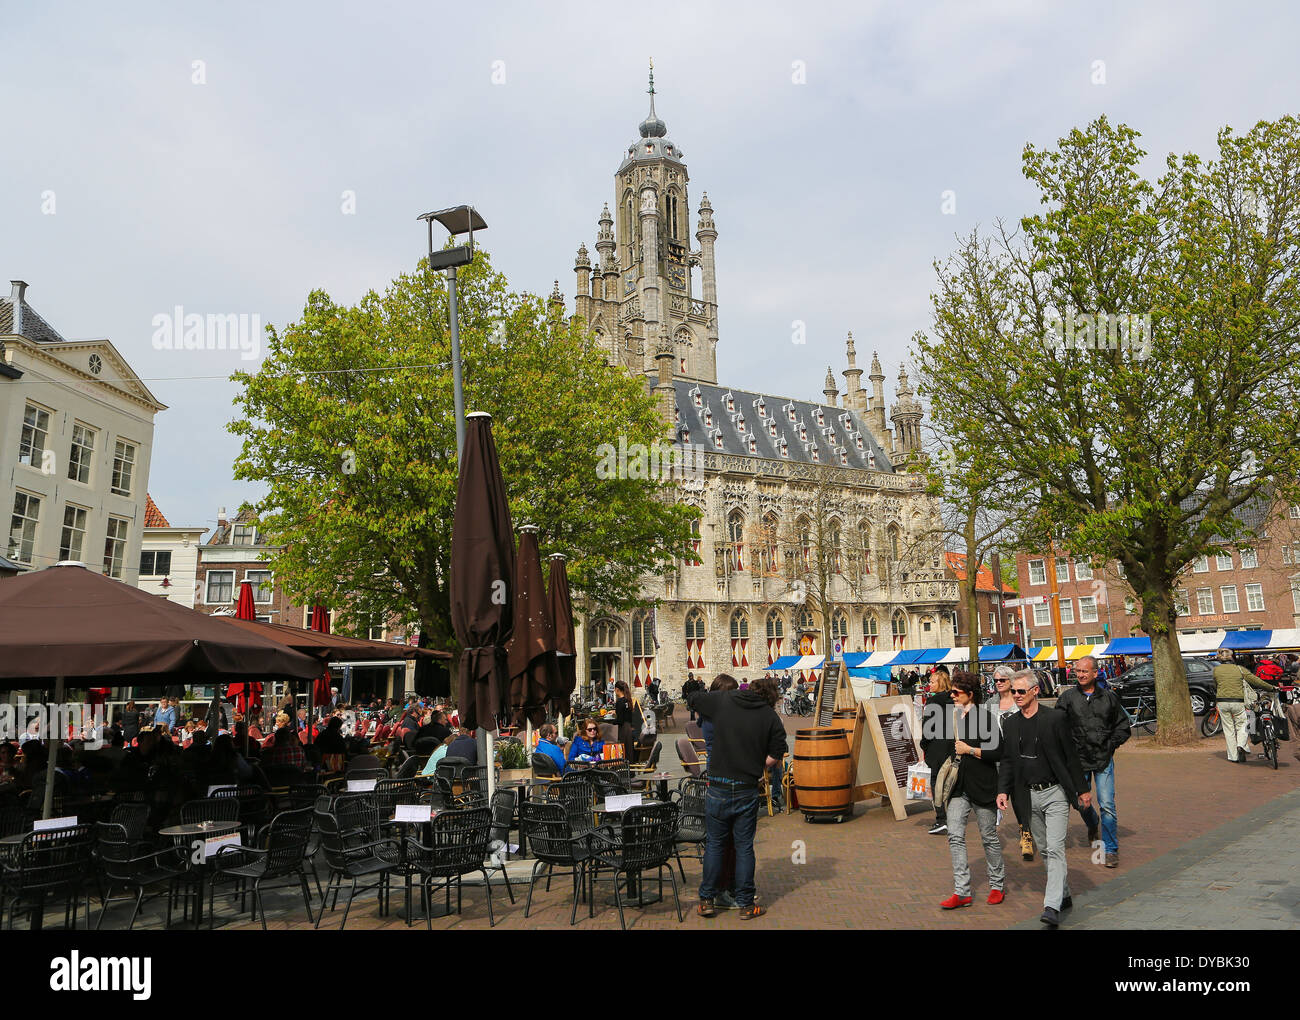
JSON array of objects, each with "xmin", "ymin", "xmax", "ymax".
[
  {"xmin": 997, "ymin": 670, "xmax": 1091, "ymax": 928},
  {"xmin": 687, "ymin": 674, "xmax": 788, "ymax": 921},
  {"xmin": 1055, "ymin": 655, "xmax": 1130, "ymax": 869}
]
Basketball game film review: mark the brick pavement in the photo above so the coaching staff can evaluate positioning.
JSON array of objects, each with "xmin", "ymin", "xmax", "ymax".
[{"xmin": 87, "ymin": 720, "xmax": 1300, "ymax": 931}]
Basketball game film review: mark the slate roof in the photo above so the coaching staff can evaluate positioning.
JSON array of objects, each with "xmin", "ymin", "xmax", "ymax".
[
  {"xmin": 0, "ymin": 292, "xmax": 68, "ymax": 343},
  {"xmin": 207, "ymin": 507, "xmax": 259, "ymax": 546},
  {"xmin": 669, "ymin": 378, "xmax": 896, "ymax": 472}
]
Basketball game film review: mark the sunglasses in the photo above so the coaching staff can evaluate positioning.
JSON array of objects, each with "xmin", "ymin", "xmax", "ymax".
[{"xmin": 1011, "ymin": 688, "xmax": 1033, "ymax": 695}]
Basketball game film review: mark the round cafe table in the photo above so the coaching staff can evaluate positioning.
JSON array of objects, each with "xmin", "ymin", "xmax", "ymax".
[{"xmin": 159, "ymin": 821, "xmax": 241, "ymax": 928}]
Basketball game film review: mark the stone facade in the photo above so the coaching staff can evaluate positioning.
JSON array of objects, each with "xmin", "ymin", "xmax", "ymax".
[{"xmin": 566, "ymin": 74, "xmax": 956, "ymax": 695}]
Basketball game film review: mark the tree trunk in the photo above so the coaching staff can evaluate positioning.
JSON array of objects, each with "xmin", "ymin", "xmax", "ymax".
[
  {"xmin": 1144, "ymin": 594, "xmax": 1196, "ymax": 746},
  {"xmin": 964, "ymin": 512, "xmax": 980, "ymax": 667}
]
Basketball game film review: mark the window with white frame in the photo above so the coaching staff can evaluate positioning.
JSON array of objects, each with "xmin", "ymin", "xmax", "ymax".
[
  {"xmin": 18, "ymin": 404, "xmax": 51, "ymax": 468},
  {"xmin": 1124, "ymin": 596, "xmax": 1136, "ymax": 615},
  {"xmin": 1056, "ymin": 558, "xmax": 1070, "ymax": 582},
  {"xmin": 140, "ymin": 550, "xmax": 172, "ymax": 576},
  {"xmin": 1033, "ymin": 603, "xmax": 1051, "ymax": 627},
  {"xmin": 1197, "ymin": 588, "xmax": 1214, "ymax": 615},
  {"xmin": 1059, "ymin": 597, "xmax": 1074, "ymax": 624},
  {"xmin": 1075, "ymin": 560, "xmax": 1093, "ymax": 581},
  {"xmin": 1079, "ymin": 596, "xmax": 1098, "ymax": 623},
  {"xmin": 233, "ymin": 523, "xmax": 258, "ymax": 546},
  {"xmin": 59, "ymin": 505, "xmax": 89, "ymax": 562},
  {"xmin": 103, "ymin": 517, "xmax": 129, "ymax": 579},
  {"xmin": 1220, "ymin": 585, "xmax": 1240, "ymax": 613},
  {"xmin": 1245, "ymin": 583, "xmax": 1264, "ymax": 612},
  {"xmin": 1215, "ymin": 552, "xmax": 1233, "ymax": 571},
  {"xmin": 1116, "ymin": 562, "xmax": 1126, "ymax": 579},
  {"xmin": 67, "ymin": 423, "xmax": 96, "ymax": 484},
  {"xmin": 206, "ymin": 570, "xmax": 235, "ymax": 604},
  {"xmin": 1240, "ymin": 549, "xmax": 1258, "ymax": 569},
  {"xmin": 989, "ymin": 611, "xmax": 996, "ymax": 633},
  {"xmin": 246, "ymin": 569, "xmax": 273, "ymax": 603},
  {"xmin": 1284, "ymin": 546, "xmax": 1293, "ymax": 565},
  {"xmin": 111, "ymin": 440, "xmax": 136, "ymax": 496},
  {"xmin": 9, "ymin": 491, "xmax": 41, "ymax": 563},
  {"xmin": 1292, "ymin": 506, "xmax": 1300, "ymax": 519},
  {"xmin": 1028, "ymin": 559, "xmax": 1046, "ymax": 585},
  {"xmin": 1193, "ymin": 555, "xmax": 1209, "ymax": 573}
]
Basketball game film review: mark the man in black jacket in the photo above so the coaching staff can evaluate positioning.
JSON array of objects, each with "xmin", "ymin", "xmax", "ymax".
[
  {"xmin": 996, "ymin": 670, "xmax": 1091, "ymax": 928},
  {"xmin": 687, "ymin": 674, "xmax": 788, "ymax": 921},
  {"xmin": 1054, "ymin": 655, "xmax": 1130, "ymax": 869}
]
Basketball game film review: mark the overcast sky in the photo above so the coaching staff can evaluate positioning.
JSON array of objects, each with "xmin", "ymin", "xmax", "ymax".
[{"xmin": 4, "ymin": 0, "xmax": 1297, "ymax": 531}]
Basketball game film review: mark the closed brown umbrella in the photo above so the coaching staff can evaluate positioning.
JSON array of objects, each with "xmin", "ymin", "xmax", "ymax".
[
  {"xmin": 507, "ymin": 526, "xmax": 558, "ymax": 728},
  {"xmin": 451, "ymin": 412, "xmax": 515, "ymax": 731},
  {"xmin": 547, "ymin": 552, "xmax": 577, "ymax": 717}
]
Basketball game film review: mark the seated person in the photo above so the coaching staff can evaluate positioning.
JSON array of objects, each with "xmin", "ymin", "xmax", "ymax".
[
  {"xmin": 262, "ymin": 725, "xmax": 306, "ymax": 772},
  {"xmin": 446, "ymin": 728, "xmax": 479, "ymax": 765},
  {"xmin": 566, "ymin": 719, "xmax": 604, "ymax": 764},
  {"xmin": 263, "ymin": 712, "xmax": 291, "ymax": 750},
  {"xmin": 417, "ymin": 710, "xmax": 452, "ymax": 746},
  {"xmin": 533, "ymin": 723, "xmax": 567, "ymax": 774},
  {"xmin": 420, "ymin": 734, "xmax": 458, "ymax": 776}
]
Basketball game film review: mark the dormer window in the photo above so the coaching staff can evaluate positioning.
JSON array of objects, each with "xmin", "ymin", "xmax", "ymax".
[
  {"xmin": 725, "ymin": 393, "xmax": 735, "ymax": 413},
  {"xmin": 704, "ymin": 409, "xmax": 713, "ymax": 428},
  {"xmin": 779, "ymin": 439, "xmax": 789, "ymax": 458},
  {"xmin": 839, "ymin": 450, "xmax": 848, "ymax": 465},
  {"xmin": 691, "ymin": 386, "xmax": 702, "ymax": 407},
  {"xmin": 856, "ymin": 436, "xmax": 864, "ymax": 451},
  {"xmin": 714, "ymin": 432, "xmax": 724, "ymax": 450},
  {"xmin": 787, "ymin": 405, "xmax": 796, "ymax": 423},
  {"xmin": 868, "ymin": 450, "xmax": 876, "ymax": 469},
  {"xmin": 798, "ymin": 424, "xmax": 807, "ymax": 443},
  {"xmin": 755, "ymin": 398, "xmax": 766, "ymax": 417},
  {"xmin": 811, "ymin": 447, "xmax": 820, "ymax": 463},
  {"xmin": 748, "ymin": 436, "xmax": 757, "ymax": 454},
  {"xmin": 816, "ymin": 410, "xmax": 825, "ymax": 427},
  {"xmin": 737, "ymin": 417, "xmax": 745, "ymax": 433},
  {"xmin": 233, "ymin": 523, "xmax": 257, "ymax": 546},
  {"xmin": 768, "ymin": 420, "xmax": 777, "ymax": 438}
]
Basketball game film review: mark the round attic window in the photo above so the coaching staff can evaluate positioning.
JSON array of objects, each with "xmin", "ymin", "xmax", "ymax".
[{"xmin": 88, "ymin": 354, "xmax": 102, "ymax": 375}]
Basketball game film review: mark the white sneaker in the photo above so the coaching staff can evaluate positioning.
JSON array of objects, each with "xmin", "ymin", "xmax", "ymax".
[{"xmin": 928, "ymin": 822, "xmax": 948, "ymax": 836}]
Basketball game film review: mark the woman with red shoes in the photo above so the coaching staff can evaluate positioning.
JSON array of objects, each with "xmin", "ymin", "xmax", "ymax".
[{"xmin": 940, "ymin": 671, "xmax": 1006, "ymax": 910}]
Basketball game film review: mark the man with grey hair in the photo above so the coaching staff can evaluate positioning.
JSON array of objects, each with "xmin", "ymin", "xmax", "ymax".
[
  {"xmin": 1054, "ymin": 655, "xmax": 1130, "ymax": 868},
  {"xmin": 991, "ymin": 663, "xmax": 1034, "ymax": 861},
  {"xmin": 997, "ymin": 670, "xmax": 1090, "ymax": 928}
]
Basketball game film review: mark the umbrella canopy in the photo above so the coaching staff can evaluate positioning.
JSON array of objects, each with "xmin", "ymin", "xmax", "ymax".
[
  {"xmin": 0, "ymin": 563, "xmax": 323, "ymax": 687},
  {"xmin": 547, "ymin": 553, "xmax": 577, "ymax": 716},
  {"xmin": 308, "ymin": 605, "xmax": 333, "ymax": 708},
  {"xmin": 235, "ymin": 580, "xmax": 257, "ymax": 621},
  {"xmin": 228, "ymin": 581, "xmax": 262, "ymax": 716},
  {"xmin": 215, "ymin": 617, "xmax": 449, "ymax": 662},
  {"xmin": 506, "ymin": 527, "xmax": 558, "ymax": 727},
  {"xmin": 451, "ymin": 412, "xmax": 516, "ymax": 731}
]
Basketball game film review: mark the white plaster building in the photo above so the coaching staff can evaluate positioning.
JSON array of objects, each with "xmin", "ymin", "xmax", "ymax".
[
  {"xmin": 136, "ymin": 494, "xmax": 206, "ymax": 607},
  {"xmin": 2, "ymin": 280, "xmax": 165, "ymax": 581}
]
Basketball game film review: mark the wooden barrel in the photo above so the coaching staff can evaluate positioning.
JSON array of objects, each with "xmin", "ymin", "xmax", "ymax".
[
  {"xmin": 793, "ymin": 727, "xmax": 854, "ymax": 821},
  {"xmin": 831, "ymin": 709, "xmax": 857, "ymax": 734}
]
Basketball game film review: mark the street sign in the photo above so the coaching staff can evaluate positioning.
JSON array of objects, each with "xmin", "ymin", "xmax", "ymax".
[{"xmin": 1005, "ymin": 596, "xmax": 1046, "ymax": 608}]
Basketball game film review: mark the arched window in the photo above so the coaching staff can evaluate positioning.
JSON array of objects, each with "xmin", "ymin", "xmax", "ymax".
[
  {"xmin": 727, "ymin": 510, "xmax": 745, "ymax": 573},
  {"xmin": 685, "ymin": 608, "xmax": 706, "ymax": 670},
  {"xmin": 590, "ymin": 618, "xmax": 622, "ymax": 650},
  {"xmin": 665, "ymin": 192, "xmax": 681, "ymax": 240},
  {"xmin": 888, "ymin": 525, "xmax": 901, "ymax": 562},
  {"xmin": 631, "ymin": 609, "xmax": 655, "ymax": 688},
  {"xmin": 863, "ymin": 613, "xmax": 880, "ymax": 651},
  {"xmin": 760, "ymin": 513, "xmax": 779, "ymax": 575},
  {"xmin": 798, "ymin": 607, "xmax": 816, "ymax": 632},
  {"xmin": 797, "ymin": 516, "xmax": 811, "ymax": 571},
  {"xmin": 830, "ymin": 520, "xmax": 843, "ymax": 573},
  {"xmin": 765, "ymin": 610, "xmax": 785, "ymax": 665},
  {"xmin": 891, "ymin": 610, "xmax": 908, "ymax": 649},
  {"xmin": 831, "ymin": 609, "xmax": 849, "ymax": 648},
  {"xmin": 730, "ymin": 610, "xmax": 750, "ymax": 668}
]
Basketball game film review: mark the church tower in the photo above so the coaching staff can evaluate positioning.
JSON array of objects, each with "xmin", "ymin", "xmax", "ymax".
[{"xmin": 573, "ymin": 64, "xmax": 719, "ymax": 385}]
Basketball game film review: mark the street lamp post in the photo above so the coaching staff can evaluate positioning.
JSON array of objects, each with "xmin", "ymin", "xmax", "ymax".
[{"xmin": 417, "ymin": 205, "xmax": 488, "ymax": 460}]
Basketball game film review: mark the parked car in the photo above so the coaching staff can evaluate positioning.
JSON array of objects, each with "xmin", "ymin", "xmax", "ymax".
[{"xmin": 1111, "ymin": 656, "xmax": 1217, "ymax": 716}]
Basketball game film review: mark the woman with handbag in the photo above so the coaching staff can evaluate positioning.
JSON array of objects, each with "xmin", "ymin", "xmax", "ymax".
[
  {"xmin": 921, "ymin": 666, "xmax": 955, "ymax": 835},
  {"xmin": 940, "ymin": 671, "xmax": 1005, "ymax": 909},
  {"xmin": 612, "ymin": 680, "xmax": 651, "ymax": 759}
]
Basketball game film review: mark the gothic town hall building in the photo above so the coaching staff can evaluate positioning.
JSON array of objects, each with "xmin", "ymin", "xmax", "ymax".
[{"xmin": 563, "ymin": 74, "xmax": 958, "ymax": 694}]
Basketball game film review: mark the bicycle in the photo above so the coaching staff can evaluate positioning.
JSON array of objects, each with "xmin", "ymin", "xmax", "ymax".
[
  {"xmin": 1201, "ymin": 703, "xmax": 1221, "ymax": 738},
  {"xmin": 1124, "ymin": 692, "xmax": 1157, "ymax": 735},
  {"xmin": 1251, "ymin": 692, "xmax": 1282, "ymax": 770}
]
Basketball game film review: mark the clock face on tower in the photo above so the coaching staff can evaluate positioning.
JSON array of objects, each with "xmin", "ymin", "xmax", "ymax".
[{"xmin": 667, "ymin": 264, "xmax": 687, "ymax": 290}]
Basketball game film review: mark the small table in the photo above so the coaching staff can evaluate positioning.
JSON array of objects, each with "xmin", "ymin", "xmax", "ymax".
[
  {"xmin": 631, "ymin": 771, "xmax": 675, "ymax": 801},
  {"xmin": 383, "ymin": 811, "xmax": 444, "ymax": 924},
  {"xmin": 589, "ymin": 804, "xmax": 660, "ymax": 906},
  {"xmin": 159, "ymin": 821, "xmax": 241, "ymax": 928}
]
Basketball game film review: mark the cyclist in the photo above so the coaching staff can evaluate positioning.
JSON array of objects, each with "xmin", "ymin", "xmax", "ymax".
[{"xmin": 1212, "ymin": 649, "xmax": 1278, "ymax": 764}]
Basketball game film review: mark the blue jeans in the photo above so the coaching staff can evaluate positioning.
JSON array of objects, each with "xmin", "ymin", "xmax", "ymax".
[
  {"xmin": 1078, "ymin": 758, "xmax": 1118, "ymax": 854},
  {"xmin": 700, "ymin": 784, "xmax": 760, "ymax": 907}
]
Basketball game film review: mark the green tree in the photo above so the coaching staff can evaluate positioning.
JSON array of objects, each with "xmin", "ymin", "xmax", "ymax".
[
  {"xmin": 915, "ymin": 116, "xmax": 1300, "ymax": 744},
  {"xmin": 229, "ymin": 251, "xmax": 695, "ymax": 653}
]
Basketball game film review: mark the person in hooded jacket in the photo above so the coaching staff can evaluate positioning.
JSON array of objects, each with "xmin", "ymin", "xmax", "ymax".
[{"xmin": 687, "ymin": 674, "xmax": 788, "ymax": 921}]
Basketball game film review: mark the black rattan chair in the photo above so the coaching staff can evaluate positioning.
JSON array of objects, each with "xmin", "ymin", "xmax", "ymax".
[
  {"xmin": 405, "ymin": 806, "xmax": 496, "ymax": 927},
  {"xmin": 486, "ymin": 790, "xmax": 517, "ymax": 905},
  {"xmin": 531, "ymin": 751, "xmax": 561, "ymax": 778},
  {"xmin": 671, "ymin": 778, "xmax": 707, "ymax": 879},
  {"xmin": 586, "ymin": 801, "xmax": 682, "ymax": 930},
  {"xmin": 519, "ymin": 801, "xmax": 588, "ymax": 924},
  {"xmin": 313, "ymin": 810, "xmax": 399, "ymax": 929},
  {"xmin": 94, "ymin": 822, "xmax": 185, "ymax": 930},
  {"xmin": 180, "ymin": 798, "xmax": 240, "ymax": 826},
  {"xmin": 0, "ymin": 823, "xmax": 95, "ymax": 930},
  {"xmin": 208, "ymin": 806, "xmax": 315, "ymax": 930},
  {"xmin": 108, "ymin": 803, "xmax": 151, "ymax": 845}
]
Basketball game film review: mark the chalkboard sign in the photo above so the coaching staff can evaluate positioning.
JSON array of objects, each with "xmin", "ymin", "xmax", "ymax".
[
  {"xmin": 817, "ymin": 661, "xmax": 842, "ymax": 727},
  {"xmin": 880, "ymin": 710, "xmax": 919, "ymax": 789}
]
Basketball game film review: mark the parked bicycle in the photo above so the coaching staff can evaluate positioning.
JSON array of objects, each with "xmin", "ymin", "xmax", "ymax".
[
  {"xmin": 779, "ymin": 676, "xmax": 814, "ymax": 717},
  {"xmin": 1123, "ymin": 691, "xmax": 1157, "ymax": 735},
  {"xmin": 1251, "ymin": 691, "xmax": 1284, "ymax": 770}
]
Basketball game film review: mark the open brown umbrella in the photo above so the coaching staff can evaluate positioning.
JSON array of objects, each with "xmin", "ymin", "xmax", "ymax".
[
  {"xmin": 216, "ymin": 617, "xmax": 449, "ymax": 663},
  {"xmin": 450, "ymin": 412, "xmax": 515, "ymax": 731},
  {"xmin": 547, "ymin": 552, "xmax": 577, "ymax": 717},
  {"xmin": 506, "ymin": 526, "xmax": 558, "ymax": 728},
  {"xmin": 0, "ymin": 563, "xmax": 322, "ymax": 818}
]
